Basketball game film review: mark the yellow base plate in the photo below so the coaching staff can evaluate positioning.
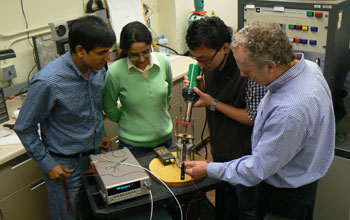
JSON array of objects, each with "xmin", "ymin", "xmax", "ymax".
[{"xmin": 148, "ymin": 152, "xmax": 206, "ymax": 187}]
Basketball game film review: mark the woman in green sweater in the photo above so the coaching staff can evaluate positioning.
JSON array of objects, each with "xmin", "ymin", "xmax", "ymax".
[{"xmin": 103, "ymin": 21, "xmax": 173, "ymax": 155}]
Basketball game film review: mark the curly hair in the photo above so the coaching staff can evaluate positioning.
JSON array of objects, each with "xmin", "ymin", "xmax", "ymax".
[{"xmin": 232, "ymin": 21, "xmax": 294, "ymax": 68}]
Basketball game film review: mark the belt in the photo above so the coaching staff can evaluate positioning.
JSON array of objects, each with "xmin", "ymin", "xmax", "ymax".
[{"xmin": 49, "ymin": 149, "xmax": 96, "ymax": 158}]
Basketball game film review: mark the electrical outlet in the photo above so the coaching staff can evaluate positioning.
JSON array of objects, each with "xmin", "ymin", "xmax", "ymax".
[{"xmin": 1, "ymin": 64, "xmax": 17, "ymax": 81}]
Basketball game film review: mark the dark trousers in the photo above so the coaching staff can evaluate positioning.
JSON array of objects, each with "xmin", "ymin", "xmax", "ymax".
[
  {"xmin": 256, "ymin": 181, "xmax": 318, "ymax": 220},
  {"xmin": 215, "ymin": 182, "xmax": 257, "ymax": 220},
  {"xmin": 212, "ymin": 148, "xmax": 257, "ymax": 220}
]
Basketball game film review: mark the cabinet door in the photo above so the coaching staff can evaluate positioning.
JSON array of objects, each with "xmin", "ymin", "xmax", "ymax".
[
  {"xmin": 192, "ymin": 107, "xmax": 209, "ymax": 146},
  {"xmin": 104, "ymin": 118, "xmax": 119, "ymax": 150},
  {"xmin": 0, "ymin": 154, "xmax": 43, "ymax": 199},
  {"xmin": 169, "ymin": 80, "xmax": 184, "ymax": 146},
  {"xmin": 169, "ymin": 79, "xmax": 181, "ymax": 106},
  {"xmin": 0, "ymin": 178, "xmax": 51, "ymax": 220}
]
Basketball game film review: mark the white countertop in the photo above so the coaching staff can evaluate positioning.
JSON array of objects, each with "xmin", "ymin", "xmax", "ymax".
[
  {"xmin": 0, "ymin": 95, "xmax": 26, "ymax": 165},
  {"xmin": 0, "ymin": 55, "xmax": 196, "ymax": 165},
  {"xmin": 168, "ymin": 55, "xmax": 196, "ymax": 81}
]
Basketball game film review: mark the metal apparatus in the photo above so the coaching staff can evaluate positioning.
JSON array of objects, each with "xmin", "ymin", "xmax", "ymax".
[
  {"xmin": 175, "ymin": 64, "xmax": 201, "ymax": 179},
  {"xmin": 238, "ymin": 0, "xmax": 350, "ymax": 122},
  {"xmin": 238, "ymin": 0, "xmax": 350, "ymax": 155},
  {"xmin": 89, "ymin": 148, "xmax": 150, "ymax": 204}
]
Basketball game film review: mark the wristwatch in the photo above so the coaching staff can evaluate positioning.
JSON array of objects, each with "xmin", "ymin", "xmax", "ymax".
[{"xmin": 209, "ymin": 99, "xmax": 218, "ymax": 111}]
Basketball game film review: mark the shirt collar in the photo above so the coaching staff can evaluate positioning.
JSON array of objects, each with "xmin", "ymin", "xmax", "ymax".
[
  {"xmin": 127, "ymin": 52, "xmax": 159, "ymax": 72},
  {"xmin": 218, "ymin": 52, "xmax": 230, "ymax": 71},
  {"xmin": 266, "ymin": 53, "xmax": 305, "ymax": 92}
]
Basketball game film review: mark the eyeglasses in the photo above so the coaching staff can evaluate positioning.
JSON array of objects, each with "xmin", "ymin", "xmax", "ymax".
[
  {"xmin": 193, "ymin": 50, "xmax": 219, "ymax": 65},
  {"xmin": 128, "ymin": 49, "xmax": 151, "ymax": 61}
]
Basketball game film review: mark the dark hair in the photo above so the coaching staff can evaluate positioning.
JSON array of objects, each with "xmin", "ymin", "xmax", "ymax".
[
  {"xmin": 69, "ymin": 16, "xmax": 116, "ymax": 53},
  {"xmin": 119, "ymin": 21, "xmax": 152, "ymax": 59},
  {"xmin": 186, "ymin": 17, "xmax": 232, "ymax": 51}
]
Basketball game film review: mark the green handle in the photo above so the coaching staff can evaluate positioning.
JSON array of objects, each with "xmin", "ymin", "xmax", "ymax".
[{"xmin": 187, "ymin": 64, "xmax": 201, "ymax": 89}]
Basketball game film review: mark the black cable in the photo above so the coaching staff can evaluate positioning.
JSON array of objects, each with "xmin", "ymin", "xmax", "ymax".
[
  {"xmin": 21, "ymin": 0, "xmax": 38, "ymax": 83},
  {"xmin": 156, "ymin": 43, "xmax": 179, "ymax": 55},
  {"xmin": 20, "ymin": 0, "xmax": 38, "ymax": 91},
  {"xmin": 143, "ymin": 3, "xmax": 153, "ymax": 17},
  {"xmin": 20, "ymin": 0, "xmax": 33, "ymax": 48},
  {"xmin": 18, "ymin": 85, "xmax": 29, "ymax": 96},
  {"xmin": 26, "ymin": 64, "xmax": 36, "ymax": 85},
  {"xmin": 200, "ymin": 113, "xmax": 208, "ymax": 160},
  {"xmin": 143, "ymin": 3, "xmax": 150, "ymax": 16}
]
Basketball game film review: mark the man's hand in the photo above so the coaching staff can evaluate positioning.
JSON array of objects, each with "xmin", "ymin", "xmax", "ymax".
[
  {"xmin": 192, "ymin": 87, "xmax": 215, "ymax": 108},
  {"xmin": 48, "ymin": 164, "xmax": 73, "ymax": 180},
  {"xmin": 184, "ymin": 161, "xmax": 209, "ymax": 179},
  {"xmin": 101, "ymin": 136, "xmax": 111, "ymax": 150},
  {"xmin": 183, "ymin": 75, "xmax": 206, "ymax": 92}
]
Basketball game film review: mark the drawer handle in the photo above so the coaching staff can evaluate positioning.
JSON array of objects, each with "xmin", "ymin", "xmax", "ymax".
[
  {"xmin": 30, "ymin": 179, "xmax": 45, "ymax": 191},
  {"xmin": 11, "ymin": 158, "xmax": 32, "ymax": 170}
]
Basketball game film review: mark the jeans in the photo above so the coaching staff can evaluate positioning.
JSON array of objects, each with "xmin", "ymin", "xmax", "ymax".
[
  {"xmin": 43, "ymin": 155, "xmax": 94, "ymax": 220},
  {"xmin": 119, "ymin": 136, "xmax": 173, "ymax": 156}
]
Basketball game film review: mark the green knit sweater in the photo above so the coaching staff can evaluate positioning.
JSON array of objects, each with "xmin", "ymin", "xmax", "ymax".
[{"xmin": 103, "ymin": 52, "xmax": 173, "ymax": 147}]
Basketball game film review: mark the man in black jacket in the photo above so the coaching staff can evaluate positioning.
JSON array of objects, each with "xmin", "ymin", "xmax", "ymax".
[{"xmin": 184, "ymin": 17, "xmax": 266, "ymax": 220}]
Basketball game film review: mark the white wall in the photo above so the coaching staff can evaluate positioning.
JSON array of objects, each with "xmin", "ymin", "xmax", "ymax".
[
  {"xmin": 0, "ymin": 0, "xmax": 86, "ymax": 88},
  {"xmin": 157, "ymin": 0, "xmax": 238, "ymax": 55},
  {"xmin": 206, "ymin": 0, "xmax": 237, "ymax": 31},
  {"xmin": 143, "ymin": 0, "xmax": 160, "ymax": 38},
  {"xmin": 0, "ymin": 0, "xmax": 237, "ymax": 89}
]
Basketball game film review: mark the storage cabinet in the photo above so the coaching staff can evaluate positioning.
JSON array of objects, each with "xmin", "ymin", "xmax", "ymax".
[
  {"xmin": 104, "ymin": 118, "xmax": 119, "ymax": 151},
  {"xmin": 0, "ymin": 154, "xmax": 50, "ymax": 220}
]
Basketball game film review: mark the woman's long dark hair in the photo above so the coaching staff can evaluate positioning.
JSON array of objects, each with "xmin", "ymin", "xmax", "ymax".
[{"xmin": 119, "ymin": 21, "xmax": 152, "ymax": 59}]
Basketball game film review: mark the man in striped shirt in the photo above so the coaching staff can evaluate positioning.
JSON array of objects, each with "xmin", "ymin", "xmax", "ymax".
[
  {"xmin": 15, "ymin": 16, "xmax": 116, "ymax": 220},
  {"xmin": 185, "ymin": 21, "xmax": 335, "ymax": 220}
]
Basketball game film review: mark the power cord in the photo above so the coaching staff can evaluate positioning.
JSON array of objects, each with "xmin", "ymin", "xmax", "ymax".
[
  {"xmin": 153, "ymin": 42, "xmax": 179, "ymax": 55},
  {"xmin": 200, "ymin": 113, "xmax": 208, "ymax": 159},
  {"xmin": 145, "ymin": 182, "xmax": 153, "ymax": 220},
  {"xmin": 121, "ymin": 162, "xmax": 184, "ymax": 220}
]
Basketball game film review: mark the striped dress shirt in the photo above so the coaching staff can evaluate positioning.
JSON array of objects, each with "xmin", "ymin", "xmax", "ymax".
[
  {"xmin": 14, "ymin": 52, "xmax": 106, "ymax": 173},
  {"xmin": 207, "ymin": 54, "xmax": 335, "ymax": 188}
]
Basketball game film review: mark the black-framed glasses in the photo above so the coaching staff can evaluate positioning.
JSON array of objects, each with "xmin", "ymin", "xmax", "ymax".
[
  {"xmin": 192, "ymin": 50, "xmax": 219, "ymax": 64},
  {"xmin": 208, "ymin": 50, "xmax": 219, "ymax": 64},
  {"xmin": 128, "ymin": 49, "xmax": 151, "ymax": 61}
]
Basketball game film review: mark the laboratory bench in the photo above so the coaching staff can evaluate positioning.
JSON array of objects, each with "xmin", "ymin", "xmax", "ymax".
[
  {"xmin": 0, "ymin": 55, "xmax": 208, "ymax": 220},
  {"xmin": 1, "ymin": 54, "xmax": 349, "ymax": 219},
  {"xmin": 0, "ymin": 95, "xmax": 51, "ymax": 220},
  {"xmin": 82, "ymin": 150, "xmax": 218, "ymax": 220},
  {"xmin": 0, "ymin": 55, "xmax": 199, "ymax": 166}
]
